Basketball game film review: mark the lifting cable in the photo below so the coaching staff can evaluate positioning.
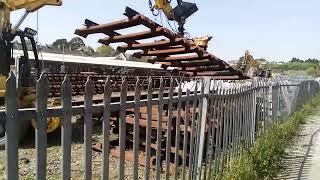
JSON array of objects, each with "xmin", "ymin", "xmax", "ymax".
[{"xmin": 36, "ymin": 10, "xmax": 45, "ymax": 72}]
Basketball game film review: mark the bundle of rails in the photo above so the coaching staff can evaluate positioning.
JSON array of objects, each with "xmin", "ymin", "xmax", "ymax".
[
  {"xmin": 46, "ymin": 73, "xmax": 188, "ymax": 97},
  {"xmin": 75, "ymin": 7, "xmax": 249, "ymax": 80}
]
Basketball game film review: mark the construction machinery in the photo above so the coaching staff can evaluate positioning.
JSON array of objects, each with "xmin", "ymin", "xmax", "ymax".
[
  {"xmin": 239, "ymin": 50, "xmax": 272, "ymax": 78},
  {"xmin": 193, "ymin": 35, "xmax": 212, "ymax": 50},
  {"xmin": 149, "ymin": 0, "xmax": 198, "ymax": 36},
  {"xmin": 0, "ymin": 0, "xmax": 62, "ymax": 146}
]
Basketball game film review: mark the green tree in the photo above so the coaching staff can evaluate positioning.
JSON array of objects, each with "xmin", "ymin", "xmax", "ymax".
[
  {"xmin": 305, "ymin": 66, "xmax": 320, "ymax": 77},
  {"xmin": 52, "ymin": 39, "xmax": 69, "ymax": 50},
  {"xmin": 69, "ymin": 37, "xmax": 85, "ymax": 51},
  {"xmin": 96, "ymin": 45, "xmax": 115, "ymax": 57},
  {"xmin": 79, "ymin": 46, "xmax": 95, "ymax": 56},
  {"xmin": 290, "ymin": 57, "xmax": 303, "ymax": 63}
]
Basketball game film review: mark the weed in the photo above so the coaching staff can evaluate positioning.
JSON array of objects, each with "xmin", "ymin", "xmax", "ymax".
[{"xmin": 219, "ymin": 92, "xmax": 320, "ymax": 180}]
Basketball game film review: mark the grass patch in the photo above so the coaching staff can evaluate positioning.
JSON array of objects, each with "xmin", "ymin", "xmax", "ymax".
[{"xmin": 220, "ymin": 92, "xmax": 320, "ymax": 180}]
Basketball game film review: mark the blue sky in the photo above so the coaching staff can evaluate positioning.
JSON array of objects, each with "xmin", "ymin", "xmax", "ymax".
[{"xmin": 11, "ymin": 0, "xmax": 320, "ymax": 61}]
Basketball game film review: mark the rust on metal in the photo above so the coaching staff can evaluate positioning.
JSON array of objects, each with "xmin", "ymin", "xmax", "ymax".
[{"xmin": 75, "ymin": 6, "xmax": 249, "ymax": 80}]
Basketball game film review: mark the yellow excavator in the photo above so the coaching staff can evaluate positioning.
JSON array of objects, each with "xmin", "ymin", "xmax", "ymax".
[
  {"xmin": 0, "ymin": 0, "xmax": 198, "ymax": 146},
  {"xmin": 149, "ymin": 0, "xmax": 198, "ymax": 36},
  {"xmin": 239, "ymin": 50, "xmax": 272, "ymax": 78},
  {"xmin": 0, "ymin": 0, "xmax": 62, "ymax": 146}
]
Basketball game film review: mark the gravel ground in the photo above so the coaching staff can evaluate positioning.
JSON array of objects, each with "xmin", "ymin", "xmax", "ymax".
[
  {"xmin": 276, "ymin": 107, "xmax": 320, "ymax": 180},
  {"xmin": 0, "ymin": 116, "xmax": 178, "ymax": 180}
]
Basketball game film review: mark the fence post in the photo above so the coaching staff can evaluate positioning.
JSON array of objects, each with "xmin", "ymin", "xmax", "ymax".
[
  {"xmin": 272, "ymin": 82, "xmax": 280, "ymax": 123},
  {"xmin": 35, "ymin": 74, "xmax": 49, "ymax": 180},
  {"xmin": 5, "ymin": 72, "xmax": 19, "ymax": 180},
  {"xmin": 196, "ymin": 77, "xmax": 211, "ymax": 179}
]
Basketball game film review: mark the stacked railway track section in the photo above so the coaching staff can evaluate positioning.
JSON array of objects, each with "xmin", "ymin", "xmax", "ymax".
[{"xmin": 75, "ymin": 7, "xmax": 248, "ymax": 80}]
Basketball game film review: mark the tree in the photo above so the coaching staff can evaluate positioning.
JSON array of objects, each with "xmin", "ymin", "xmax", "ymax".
[
  {"xmin": 290, "ymin": 57, "xmax": 303, "ymax": 63},
  {"xmin": 306, "ymin": 66, "xmax": 318, "ymax": 77},
  {"xmin": 79, "ymin": 46, "xmax": 95, "ymax": 56},
  {"xmin": 52, "ymin": 39, "xmax": 69, "ymax": 50},
  {"xmin": 69, "ymin": 37, "xmax": 85, "ymax": 51},
  {"xmin": 256, "ymin": 58, "xmax": 267, "ymax": 63},
  {"xmin": 305, "ymin": 58, "xmax": 319, "ymax": 64},
  {"xmin": 96, "ymin": 45, "xmax": 115, "ymax": 57}
]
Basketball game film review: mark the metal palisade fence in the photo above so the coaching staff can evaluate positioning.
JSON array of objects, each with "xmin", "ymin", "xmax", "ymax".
[{"xmin": 1, "ymin": 72, "xmax": 319, "ymax": 180}]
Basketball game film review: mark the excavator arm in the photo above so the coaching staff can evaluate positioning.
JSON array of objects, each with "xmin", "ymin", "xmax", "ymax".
[
  {"xmin": 154, "ymin": 0, "xmax": 174, "ymax": 20},
  {"xmin": 5, "ymin": 0, "xmax": 61, "ymax": 12},
  {"xmin": 0, "ymin": 0, "xmax": 62, "ymax": 34},
  {"xmin": 151, "ymin": 0, "xmax": 198, "ymax": 36}
]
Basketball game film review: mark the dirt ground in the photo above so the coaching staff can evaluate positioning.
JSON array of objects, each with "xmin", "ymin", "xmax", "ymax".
[
  {"xmin": 275, "ymin": 107, "xmax": 320, "ymax": 179},
  {"xmin": 0, "ymin": 116, "xmax": 179, "ymax": 180}
]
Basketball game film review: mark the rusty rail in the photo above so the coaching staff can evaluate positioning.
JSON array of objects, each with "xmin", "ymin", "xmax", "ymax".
[{"xmin": 46, "ymin": 73, "xmax": 186, "ymax": 97}]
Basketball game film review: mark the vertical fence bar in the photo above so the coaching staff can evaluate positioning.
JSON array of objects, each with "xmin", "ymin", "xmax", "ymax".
[
  {"xmin": 203, "ymin": 79, "xmax": 213, "ymax": 180},
  {"xmin": 226, "ymin": 89, "xmax": 232, "ymax": 165},
  {"xmin": 133, "ymin": 78, "xmax": 141, "ymax": 180},
  {"xmin": 241, "ymin": 86, "xmax": 246, "ymax": 150},
  {"xmin": 194, "ymin": 80, "xmax": 205, "ymax": 179},
  {"xmin": 226, "ymin": 87, "xmax": 232, "ymax": 166},
  {"xmin": 145, "ymin": 78, "xmax": 153, "ymax": 180},
  {"xmin": 174, "ymin": 81, "xmax": 182, "ymax": 180},
  {"xmin": 36, "ymin": 74, "xmax": 49, "ymax": 180},
  {"xmin": 238, "ymin": 86, "xmax": 243, "ymax": 155},
  {"xmin": 155, "ymin": 78, "xmax": 164, "ymax": 180},
  {"xmin": 188, "ymin": 80, "xmax": 198, "ymax": 180},
  {"xmin": 258, "ymin": 82, "xmax": 261, "ymax": 128},
  {"xmin": 262, "ymin": 81, "xmax": 267, "ymax": 132},
  {"xmin": 165, "ymin": 78, "xmax": 174, "ymax": 180},
  {"xmin": 245, "ymin": 86, "xmax": 250, "ymax": 148},
  {"xmin": 250, "ymin": 85, "xmax": 255, "ymax": 145},
  {"xmin": 234, "ymin": 86, "xmax": 240, "ymax": 157},
  {"xmin": 208, "ymin": 84, "xmax": 218, "ymax": 180},
  {"xmin": 272, "ymin": 82, "xmax": 279, "ymax": 124},
  {"xmin": 196, "ymin": 78, "xmax": 210, "ymax": 179},
  {"xmin": 84, "ymin": 76, "xmax": 94, "ymax": 180},
  {"xmin": 250, "ymin": 84, "xmax": 254, "ymax": 145},
  {"xmin": 248, "ymin": 86, "xmax": 253, "ymax": 146},
  {"xmin": 214, "ymin": 87, "xmax": 223, "ymax": 174},
  {"xmin": 61, "ymin": 75, "xmax": 72, "ymax": 180},
  {"xmin": 243, "ymin": 85, "xmax": 248, "ymax": 149},
  {"xmin": 5, "ymin": 72, "xmax": 19, "ymax": 180},
  {"xmin": 230, "ymin": 88, "xmax": 236, "ymax": 159},
  {"xmin": 221, "ymin": 88, "xmax": 228, "ymax": 172},
  {"xmin": 192, "ymin": 79, "xmax": 204, "ymax": 179},
  {"xmin": 253, "ymin": 84, "xmax": 258, "ymax": 142},
  {"xmin": 182, "ymin": 89, "xmax": 190, "ymax": 180},
  {"xmin": 119, "ymin": 77, "xmax": 128, "ymax": 180},
  {"xmin": 204, "ymin": 79, "xmax": 215, "ymax": 180},
  {"xmin": 235, "ymin": 85, "xmax": 241, "ymax": 157},
  {"xmin": 265, "ymin": 81, "xmax": 271, "ymax": 130},
  {"xmin": 102, "ymin": 77, "xmax": 112, "ymax": 180}
]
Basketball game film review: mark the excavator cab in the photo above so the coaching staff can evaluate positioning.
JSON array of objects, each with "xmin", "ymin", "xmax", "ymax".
[
  {"xmin": 0, "ymin": 27, "xmax": 41, "ymax": 147},
  {"xmin": 1, "ymin": 27, "xmax": 40, "ymax": 93},
  {"xmin": 0, "ymin": 27, "xmax": 38, "ymax": 100}
]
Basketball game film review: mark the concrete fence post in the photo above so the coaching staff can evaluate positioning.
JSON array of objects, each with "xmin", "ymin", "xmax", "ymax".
[{"xmin": 196, "ymin": 77, "xmax": 211, "ymax": 179}]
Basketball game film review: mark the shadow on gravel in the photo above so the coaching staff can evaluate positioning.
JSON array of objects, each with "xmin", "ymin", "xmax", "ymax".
[
  {"xmin": 297, "ymin": 127, "xmax": 320, "ymax": 179},
  {"xmin": 18, "ymin": 116, "xmax": 104, "ymax": 150},
  {"xmin": 276, "ymin": 127, "xmax": 320, "ymax": 180}
]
